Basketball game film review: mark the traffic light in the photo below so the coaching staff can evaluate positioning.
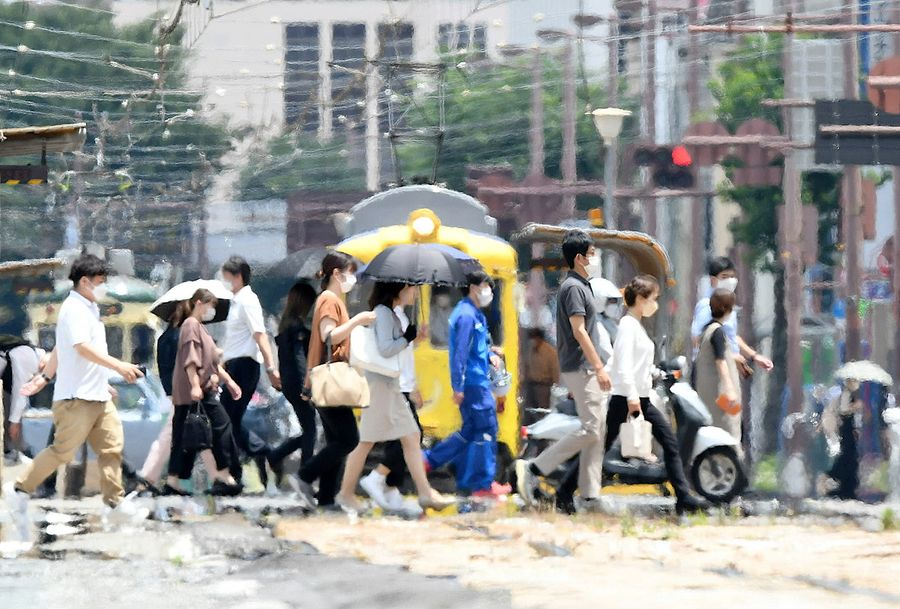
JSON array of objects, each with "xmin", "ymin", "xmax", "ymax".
[{"xmin": 633, "ymin": 145, "xmax": 695, "ymax": 189}]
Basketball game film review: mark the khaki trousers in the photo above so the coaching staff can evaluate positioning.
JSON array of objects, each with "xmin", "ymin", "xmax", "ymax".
[
  {"xmin": 532, "ymin": 369, "xmax": 609, "ymax": 499},
  {"xmin": 17, "ymin": 399, "xmax": 124, "ymax": 507}
]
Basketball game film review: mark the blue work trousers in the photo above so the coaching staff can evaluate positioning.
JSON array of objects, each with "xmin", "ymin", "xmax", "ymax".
[{"xmin": 425, "ymin": 385, "xmax": 498, "ymax": 492}]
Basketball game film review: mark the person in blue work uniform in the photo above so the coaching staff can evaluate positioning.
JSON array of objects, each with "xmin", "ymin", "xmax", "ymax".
[{"xmin": 424, "ymin": 270, "xmax": 507, "ymax": 497}]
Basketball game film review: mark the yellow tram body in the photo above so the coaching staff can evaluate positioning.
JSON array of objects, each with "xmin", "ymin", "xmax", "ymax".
[{"xmin": 337, "ymin": 199, "xmax": 520, "ymax": 460}]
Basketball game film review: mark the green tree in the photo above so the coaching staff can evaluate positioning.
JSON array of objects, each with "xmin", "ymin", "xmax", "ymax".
[
  {"xmin": 395, "ymin": 57, "xmax": 638, "ymax": 191},
  {"xmin": 237, "ymin": 133, "xmax": 366, "ymax": 200},
  {"xmin": 0, "ymin": 0, "xmax": 231, "ymax": 270}
]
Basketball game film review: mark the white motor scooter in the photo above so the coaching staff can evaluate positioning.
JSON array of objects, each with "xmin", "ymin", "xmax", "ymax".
[{"xmin": 518, "ymin": 358, "xmax": 747, "ymax": 505}]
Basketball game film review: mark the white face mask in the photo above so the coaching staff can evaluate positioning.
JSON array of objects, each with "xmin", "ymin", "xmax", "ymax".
[
  {"xmin": 90, "ymin": 281, "xmax": 108, "ymax": 301},
  {"xmin": 339, "ymin": 272, "xmax": 357, "ymax": 294},
  {"xmin": 584, "ymin": 254, "xmax": 601, "ymax": 278},
  {"xmin": 221, "ymin": 279, "xmax": 236, "ymax": 293},
  {"xmin": 644, "ymin": 299, "xmax": 659, "ymax": 318},
  {"xmin": 718, "ymin": 277, "xmax": 738, "ymax": 293},
  {"xmin": 201, "ymin": 307, "xmax": 217, "ymax": 322},
  {"xmin": 476, "ymin": 287, "xmax": 493, "ymax": 307}
]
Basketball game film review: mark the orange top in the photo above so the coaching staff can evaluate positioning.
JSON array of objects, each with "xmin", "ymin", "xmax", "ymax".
[{"xmin": 306, "ymin": 290, "xmax": 351, "ymax": 376}]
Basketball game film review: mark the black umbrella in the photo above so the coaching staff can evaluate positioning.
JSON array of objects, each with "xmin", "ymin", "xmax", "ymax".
[{"xmin": 361, "ymin": 244, "xmax": 472, "ymax": 286}]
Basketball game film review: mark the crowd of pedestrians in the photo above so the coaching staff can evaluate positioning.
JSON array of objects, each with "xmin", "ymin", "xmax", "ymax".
[{"xmin": 3, "ymin": 230, "xmax": 774, "ymax": 523}]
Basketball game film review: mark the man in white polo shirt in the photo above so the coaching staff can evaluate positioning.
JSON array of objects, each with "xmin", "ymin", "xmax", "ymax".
[
  {"xmin": 7, "ymin": 254, "xmax": 143, "ymax": 508},
  {"xmin": 220, "ymin": 256, "xmax": 280, "ymax": 481}
]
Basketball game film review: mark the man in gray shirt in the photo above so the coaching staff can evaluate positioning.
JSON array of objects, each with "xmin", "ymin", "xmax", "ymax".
[{"xmin": 516, "ymin": 229, "xmax": 612, "ymax": 511}]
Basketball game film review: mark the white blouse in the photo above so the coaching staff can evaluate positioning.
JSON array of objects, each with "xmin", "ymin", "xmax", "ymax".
[{"xmin": 610, "ymin": 315, "xmax": 655, "ymax": 401}]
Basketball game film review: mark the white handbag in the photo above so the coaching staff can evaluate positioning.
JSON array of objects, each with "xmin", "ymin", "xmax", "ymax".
[
  {"xmin": 620, "ymin": 413, "xmax": 654, "ymax": 460},
  {"xmin": 350, "ymin": 324, "xmax": 401, "ymax": 378}
]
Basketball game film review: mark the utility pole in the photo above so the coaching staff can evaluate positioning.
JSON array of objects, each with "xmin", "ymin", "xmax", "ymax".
[
  {"xmin": 562, "ymin": 39, "xmax": 577, "ymax": 218},
  {"xmin": 894, "ymin": 3, "xmax": 900, "ymax": 394},
  {"xmin": 642, "ymin": 0, "xmax": 658, "ymax": 236},
  {"xmin": 365, "ymin": 29, "xmax": 380, "ymax": 191},
  {"xmin": 529, "ymin": 47, "xmax": 545, "ymax": 178},
  {"xmin": 782, "ymin": 5, "xmax": 806, "ymax": 458},
  {"xmin": 843, "ymin": 6, "xmax": 864, "ymax": 362},
  {"xmin": 608, "ymin": 17, "xmax": 618, "ymax": 107},
  {"xmin": 687, "ymin": 0, "xmax": 705, "ymax": 301}
]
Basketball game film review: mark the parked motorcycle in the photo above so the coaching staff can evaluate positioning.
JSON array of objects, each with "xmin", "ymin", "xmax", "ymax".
[{"xmin": 514, "ymin": 358, "xmax": 748, "ymax": 508}]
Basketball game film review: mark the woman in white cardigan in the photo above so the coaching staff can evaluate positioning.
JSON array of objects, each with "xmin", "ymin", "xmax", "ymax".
[
  {"xmin": 335, "ymin": 281, "xmax": 455, "ymax": 514},
  {"xmin": 606, "ymin": 274, "xmax": 708, "ymax": 515}
]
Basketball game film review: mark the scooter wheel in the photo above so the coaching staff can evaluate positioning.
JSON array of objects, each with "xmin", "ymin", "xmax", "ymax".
[{"xmin": 690, "ymin": 446, "xmax": 746, "ymax": 504}]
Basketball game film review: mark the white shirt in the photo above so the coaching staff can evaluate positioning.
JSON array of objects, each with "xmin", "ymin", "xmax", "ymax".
[
  {"xmin": 0, "ymin": 345, "xmax": 43, "ymax": 423},
  {"xmin": 610, "ymin": 315, "xmax": 655, "ymax": 402},
  {"xmin": 54, "ymin": 291, "xmax": 111, "ymax": 402},
  {"xmin": 691, "ymin": 293, "xmax": 739, "ymax": 354},
  {"xmin": 393, "ymin": 305, "xmax": 417, "ymax": 393},
  {"xmin": 223, "ymin": 285, "xmax": 267, "ymax": 363}
]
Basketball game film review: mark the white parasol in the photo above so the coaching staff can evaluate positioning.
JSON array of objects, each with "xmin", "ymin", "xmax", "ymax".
[
  {"xmin": 149, "ymin": 279, "xmax": 233, "ymax": 324},
  {"xmin": 833, "ymin": 360, "xmax": 893, "ymax": 387}
]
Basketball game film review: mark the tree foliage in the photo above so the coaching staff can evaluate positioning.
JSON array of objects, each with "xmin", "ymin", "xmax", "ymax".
[
  {"xmin": 0, "ymin": 0, "xmax": 231, "ymax": 264},
  {"xmin": 395, "ymin": 57, "xmax": 638, "ymax": 191},
  {"xmin": 237, "ymin": 133, "xmax": 366, "ymax": 200}
]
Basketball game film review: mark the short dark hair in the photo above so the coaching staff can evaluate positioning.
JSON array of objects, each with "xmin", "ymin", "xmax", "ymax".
[
  {"xmin": 709, "ymin": 288, "xmax": 736, "ymax": 319},
  {"xmin": 708, "ymin": 256, "xmax": 735, "ymax": 278},
  {"xmin": 317, "ymin": 251, "xmax": 357, "ymax": 290},
  {"xmin": 69, "ymin": 254, "xmax": 108, "ymax": 285},
  {"xmin": 462, "ymin": 270, "xmax": 493, "ymax": 297},
  {"xmin": 222, "ymin": 255, "xmax": 252, "ymax": 286},
  {"xmin": 369, "ymin": 281, "xmax": 406, "ymax": 310},
  {"xmin": 623, "ymin": 274, "xmax": 660, "ymax": 307},
  {"xmin": 562, "ymin": 229, "xmax": 593, "ymax": 268}
]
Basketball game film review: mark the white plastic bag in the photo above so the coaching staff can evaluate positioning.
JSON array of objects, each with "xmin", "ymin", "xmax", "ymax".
[{"xmin": 620, "ymin": 413, "xmax": 653, "ymax": 460}]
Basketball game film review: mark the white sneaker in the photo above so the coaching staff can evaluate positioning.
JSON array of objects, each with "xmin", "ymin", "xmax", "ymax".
[
  {"xmin": 383, "ymin": 487, "xmax": 406, "ymax": 511},
  {"xmin": 3, "ymin": 481, "xmax": 31, "ymax": 542},
  {"xmin": 105, "ymin": 493, "xmax": 150, "ymax": 527},
  {"xmin": 360, "ymin": 471, "xmax": 391, "ymax": 510}
]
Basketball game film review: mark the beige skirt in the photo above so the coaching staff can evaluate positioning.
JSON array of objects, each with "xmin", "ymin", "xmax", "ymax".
[{"xmin": 358, "ymin": 372, "xmax": 419, "ymax": 442}]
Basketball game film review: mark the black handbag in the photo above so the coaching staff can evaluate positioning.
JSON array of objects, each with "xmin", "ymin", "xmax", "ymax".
[{"xmin": 182, "ymin": 401, "xmax": 212, "ymax": 452}]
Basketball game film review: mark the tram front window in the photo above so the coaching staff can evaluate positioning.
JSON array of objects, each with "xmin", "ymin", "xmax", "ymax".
[{"xmin": 430, "ymin": 282, "xmax": 503, "ymax": 348}]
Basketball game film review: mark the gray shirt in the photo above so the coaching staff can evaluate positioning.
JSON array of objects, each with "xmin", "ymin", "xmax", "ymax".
[{"xmin": 556, "ymin": 271, "xmax": 604, "ymax": 373}]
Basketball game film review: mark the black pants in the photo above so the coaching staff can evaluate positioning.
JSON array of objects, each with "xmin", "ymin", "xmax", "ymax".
[
  {"xmin": 169, "ymin": 393, "xmax": 240, "ymax": 480},
  {"xmin": 606, "ymin": 395, "xmax": 692, "ymax": 499},
  {"xmin": 382, "ymin": 393, "xmax": 423, "ymax": 489},
  {"xmin": 267, "ymin": 389, "xmax": 318, "ymax": 468},
  {"xmin": 220, "ymin": 357, "xmax": 262, "ymax": 476},
  {"xmin": 298, "ymin": 406, "xmax": 359, "ymax": 506}
]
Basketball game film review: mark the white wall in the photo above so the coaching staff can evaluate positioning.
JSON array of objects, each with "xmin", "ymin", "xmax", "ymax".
[{"xmin": 206, "ymin": 198, "xmax": 287, "ymax": 266}]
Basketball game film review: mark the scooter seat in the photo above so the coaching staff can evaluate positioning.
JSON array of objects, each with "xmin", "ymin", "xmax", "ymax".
[{"xmin": 602, "ymin": 445, "xmax": 668, "ymax": 484}]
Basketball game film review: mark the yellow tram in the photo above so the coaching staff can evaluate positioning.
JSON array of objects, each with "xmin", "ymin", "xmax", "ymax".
[{"xmin": 335, "ymin": 186, "xmax": 521, "ymax": 463}]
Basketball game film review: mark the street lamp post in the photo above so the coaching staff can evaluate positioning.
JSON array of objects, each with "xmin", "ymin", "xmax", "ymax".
[{"xmin": 590, "ymin": 107, "xmax": 631, "ymax": 280}]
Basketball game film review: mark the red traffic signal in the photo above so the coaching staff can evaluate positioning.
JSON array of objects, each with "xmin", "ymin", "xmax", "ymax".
[
  {"xmin": 671, "ymin": 145, "xmax": 692, "ymax": 167},
  {"xmin": 633, "ymin": 145, "xmax": 695, "ymax": 189}
]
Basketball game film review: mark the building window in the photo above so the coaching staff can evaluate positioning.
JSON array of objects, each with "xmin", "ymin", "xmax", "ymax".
[
  {"xmin": 438, "ymin": 22, "xmax": 485, "ymax": 58},
  {"xmin": 378, "ymin": 22, "xmax": 414, "ymax": 131},
  {"xmin": 332, "ymin": 23, "xmax": 367, "ymax": 129},
  {"xmin": 284, "ymin": 23, "xmax": 320, "ymax": 131},
  {"xmin": 470, "ymin": 24, "xmax": 486, "ymax": 59}
]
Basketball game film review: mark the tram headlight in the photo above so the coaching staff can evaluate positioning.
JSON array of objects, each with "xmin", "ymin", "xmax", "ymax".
[
  {"xmin": 408, "ymin": 209, "xmax": 440, "ymax": 240},
  {"xmin": 412, "ymin": 216, "xmax": 435, "ymax": 237}
]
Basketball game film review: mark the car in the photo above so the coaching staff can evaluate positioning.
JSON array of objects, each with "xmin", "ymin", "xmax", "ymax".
[{"xmin": 21, "ymin": 373, "xmax": 167, "ymax": 469}]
